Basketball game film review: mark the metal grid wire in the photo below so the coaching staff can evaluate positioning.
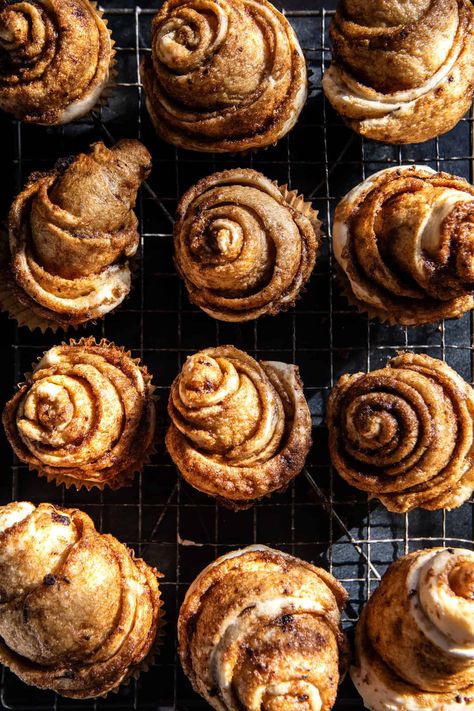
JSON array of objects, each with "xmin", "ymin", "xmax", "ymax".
[{"xmin": 1, "ymin": 0, "xmax": 474, "ymax": 708}]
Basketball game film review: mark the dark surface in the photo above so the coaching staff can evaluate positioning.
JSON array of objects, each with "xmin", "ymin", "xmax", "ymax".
[{"xmin": 0, "ymin": 0, "xmax": 473, "ymax": 709}]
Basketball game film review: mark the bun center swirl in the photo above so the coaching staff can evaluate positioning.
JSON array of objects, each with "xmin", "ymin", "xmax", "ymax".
[{"xmin": 0, "ymin": 2, "xmax": 53, "ymax": 71}]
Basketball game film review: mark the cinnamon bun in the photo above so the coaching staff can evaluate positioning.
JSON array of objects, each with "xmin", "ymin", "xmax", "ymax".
[
  {"xmin": 179, "ymin": 545, "xmax": 349, "ymax": 711},
  {"xmin": 333, "ymin": 165, "xmax": 474, "ymax": 325},
  {"xmin": 3, "ymin": 338, "xmax": 156, "ymax": 490},
  {"xmin": 0, "ymin": 501, "xmax": 162, "ymax": 698},
  {"xmin": 0, "ymin": 0, "xmax": 114, "ymax": 124},
  {"xmin": 327, "ymin": 352, "xmax": 474, "ymax": 512},
  {"xmin": 166, "ymin": 345, "xmax": 312, "ymax": 508},
  {"xmin": 322, "ymin": 0, "xmax": 474, "ymax": 144},
  {"xmin": 174, "ymin": 169, "xmax": 320, "ymax": 321},
  {"xmin": 0, "ymin": 140, "xmax": 151, "ymax": 331},
  {"xmin": 141, "ymin": 0, "xmax": 307, "ymax": 153},
  {"xmin": 353, "ymin": 547, "xmax": 474, "ymax": 710}
]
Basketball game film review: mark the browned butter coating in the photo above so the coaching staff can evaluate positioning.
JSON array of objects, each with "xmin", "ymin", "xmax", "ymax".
[
  {"xmin": 0, "ymin": 501, "xmax": 162, "ymax": 698},
  {"xmin": 166, "ymin": 345, "xmax": 312, "ymax": 508},
  {"xmin": 141, "ymin": 0, "xmax": 307, "ymax": 152},
  {"xmin": 1, "ymin": 140, "xmax": 151, "ymax": 330},
  {"xmin": 327, "ymin": 352, "xmax": 474, "ymax": 512},
  {"xmin": 179, "ymin": 545, "xmax": 349, "ymax": 711},
  {"xmin": 3, "ymin": 338, "xmax": 156, "ymax": 490}
]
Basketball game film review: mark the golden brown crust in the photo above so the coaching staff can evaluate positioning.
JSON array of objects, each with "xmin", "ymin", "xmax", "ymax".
[
  {"xmin": 333, "ymin": 165, "xmax": 474, "ymax": 325},
  {"xmin": 0, "ymin": 0, "xmax": 114, "ymax": 124},
  {"xmin": 166, "ymin": 345, "xmax": 312, "ymax": 508},
  {"xmin": 2, "ymin": 338, "xmax": 156, "ymax": 490},
  {"xmin": 174, "ymin": 169, "xmax": 320, "ymax": 321},
  {"xmin": 141, "ymin": 0, "xmax": 307, "ymax": 153},
  {"xmin": 327, "ymin": 352, "xmax": 474, "ymax": 513},
  {"xmin": 178, "ymin": 545, "xmax": 349, "ymax": 711},
  {"xmin": 352, "ymin": 548, "xmax": 474, "ymax": 709},
  {"xmin": 0, "ymin": 501, "xmax": 163, "ymax": 699},
  {"xmin": 0, "ymin": 140, "xmax": 151, "ymax": 331},
  {"xmin": 322, "ymin": 0, "xmax": 474, "ymax": 144}
]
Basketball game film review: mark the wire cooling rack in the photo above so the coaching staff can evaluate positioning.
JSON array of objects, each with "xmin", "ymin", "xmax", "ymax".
[{"xmin": 1, "ymin": 0, "xmax": 474, "ymax": 708}]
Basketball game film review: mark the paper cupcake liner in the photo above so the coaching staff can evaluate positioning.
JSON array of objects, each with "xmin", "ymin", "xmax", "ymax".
[
  {"xmin": 18, "ymin": 338, "xmax": 158, "ymax": 492},
  {"xmin": 83, "ymin": 2, "xmax": 117, "ymax": 119},
  {"xmin": 277, "ymin": 182, "xmax": 322, "ymax": 234}
]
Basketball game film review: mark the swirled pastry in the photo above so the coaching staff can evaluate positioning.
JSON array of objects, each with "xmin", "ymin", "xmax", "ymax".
[
  {"xmin": 141, "ymin": 0, "xmax": 307, "ymax": 153},
  {"xmin": 0, "ymin": 140, "xmax": 151, "ymax": 331},
  {"xmin": 322, "ymin": 0, "xmax": 474, "ymax": 144},
  {"xmin": 333, "ymin": 166, "xmax": 474, "ymax": 325},
  {"xmin": 3, "ymin": 338, "xmax": 156, "ymax": 490},
  {"xmin": 166, "ymin": 345, "xmax": 312, "ymax": 508},
  {"xmin": 179, "ymin": 545, "xmax": 349, "ymax": 711},
  {"xmin": 327, "ymin": 352, "xmax": 474, "ymax": 513},
  {"xmin": 0, "ymin": 501, "xmax": 162, "ymax": 698},
  {"xmin": 0, "ymin": 0, "xmax": 114, "ymax": 124},
  {"xmin": 174, "ymin": 169, "xmax": 320, "ymax": 321},
  {"xmin": 352, "ymin": 547, "xmax": 474, "ymax": 710}
]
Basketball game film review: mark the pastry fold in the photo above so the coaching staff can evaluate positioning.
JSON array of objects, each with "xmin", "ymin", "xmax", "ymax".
[
  {"xmin": 0, "ymin": 0, "xmax": 114, "ymax": 124},
  {"xmin": 166, "ymin": 345, "xmax": 312, "ymax": 508},
  {"xmin": 3, "ymin": 338, "xmax": 156, "ymax": 490},
  {"xmin": 1, "ymin": 140, "xmax": 151, "ymax": 330},
  {"xmin": 322, "ymin": 0, "xmax": 474, "ymax": 144},
  {"xmin": 141, "ymin": 0, "xmax": 307, "ymax": 152},
  {"xmin": 352, "ymin": 547, "xmax": 474, "ymax": 710},
  {"xmin": 0, "ymin": 501, "xmax": 162, "ymax": 698},
  {"xmin": 327, "ymin": 352, "xmax": 474, "ymax": 512},
  {"xmin": 178, "ymin": 545, "xmax": 349, "ymax": 711},
  {"xmin": 174, "ymin": 169, "xmax": 320, "ymax": 321},
  {"xmin": 333, "ymin": 165, "xmax": 474, "ymax": 325}
]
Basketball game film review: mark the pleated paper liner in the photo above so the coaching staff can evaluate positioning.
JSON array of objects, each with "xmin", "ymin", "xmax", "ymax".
[
  {"xmin": 277, "ymin": 181, "xmax": 322, "ymax": 235},
  {"xmin": 17, "ymin": 338, "xmax": 158, "ymax": 492},
  {"xmin": 335, "ymin": 264, "xmax": 474, "ymax": 327}
]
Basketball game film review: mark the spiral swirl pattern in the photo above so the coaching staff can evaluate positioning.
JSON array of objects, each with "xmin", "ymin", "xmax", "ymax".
[
  {"xmin": 327, "ymin": 352, "xmax": 474, "ymax": 512},
  {"xmin": 322, "ymin": 0, "xmax": 474, "ymax": 144},
  {"xmin": 179, "ymin": 545, "xmax": 349, "ymax": 711},
  {"xmin": 1, "ymin": 140, "xmax": 151, "ymax": 330},
  {"xmin": 0, "ymin": 0, "xmax": 113, "ymax": 124},
  {"xmin": 352, "ymin": 548, "xmax": 474, "ymax": 710},
  {"xmin": 0, "ymin": 501, "xmax": 162, "ymax": 699},
  {"xmin": 141, "ymin": 0, "xmax": 307, "ymax": 152},
  {"xmin": 3, "ymin": 338, "xmax": 156, "ymax": 490},
  {"xmin": 166, "ymin": 345, "xmax": 312, "ymax": 507},
  {"xmin": 174, "ymin": 169, "xmax": 320, "ymax": 321},
  {"xmin": 333, "ymin": 165, "xmax": 474, "ymax": 325}
]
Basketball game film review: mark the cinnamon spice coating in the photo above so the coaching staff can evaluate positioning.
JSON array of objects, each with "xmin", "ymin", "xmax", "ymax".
[
  {"xmin": 178, "ymin": 545, "xmax": 349, "ymax": 711},
  {"xmin": 166, "ymin": 345, "xmax": 312, "ymax": 508},
  {"xmin": 352, "ymin": 547, "xmax": 474, "ymax": 710},
  {"xmin": 333, "ymin": 165, "xmax": 474, "ymax": 325},
  {"xmin": 0, "ymin": 0, "xmax": 114, "ymax": 124},
  {"xmin": 1, "ymin": 140, "xmax": 151, "ymax": 330},
  {"xmin": 3, "ymin": 338, "xmax": 156, "ymax": 490},
  {"xmin": 141, "ymin": 0, "xmax": 307, "ymax": 153},
  {"xmin": 0, "ymin": 501, "xmax": 162, "ymax": 699},
  {"xmin": 322, "ymin": 0, "xmax": 474, "ymax": 144},
  {"xmin": 174, "ymin": 169, "xmax": 320, "ymax": 322},
  {"xmin": 327, "ymin": 352, "xmax": 474, "ymax": 513}
]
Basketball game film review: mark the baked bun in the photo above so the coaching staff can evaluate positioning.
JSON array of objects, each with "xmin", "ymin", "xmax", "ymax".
[
  {"xmin": 174, "ymin": 169, "xmax": 320, "ymax": 321},
  {"xmin": 179, "ymin": 545, "xmax": 349, "ymax": 711},
  {"xmin": 353, "ymin": 547, "xmax": 474, "ymax": 710},
  {"xmin": 0, "ymin": 501, "xmax": 162, "ymax": 698},
  {"xmin": 0, "ymin": 0, "xmax": 114, "ymax": 124},
  {"xmin": 141, "ymin": 0, "xmax": 307, "ymax": 152},
  {"xmin": 327, "ymin": 352, "xmax": 474, "ymax": 512},
  {"xmin": 0, "ymin": 140, "xmax": 151, "ymax": 331},
  {"xmin": 333, "ymin": 165, "xmax": 474, "ymax": 325},
  {"xmin": 3, "ymin": 338, "xmax": 156, "ymax": 490},
  {"xmin": 166, "ymin": 345, "xmax": 312, "ymax": 508},
  {"xmin": 322, "ymin": 0, "xmax": 474, "ymax": 144}
]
